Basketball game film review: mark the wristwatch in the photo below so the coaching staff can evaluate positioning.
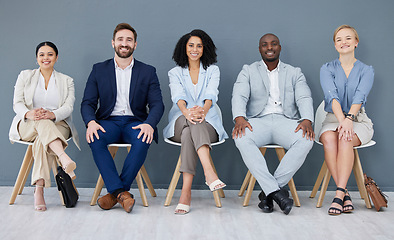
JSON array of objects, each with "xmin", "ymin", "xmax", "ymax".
[{"xmin": 344, "ymin": 113, "xmax": 356, "ymax": 121}]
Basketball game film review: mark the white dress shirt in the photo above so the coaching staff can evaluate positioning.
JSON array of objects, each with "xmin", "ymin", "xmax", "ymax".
[
  {"xmin": 33, "ymin": 71, "xmax": 59, "ymax": 111},
  {"xmin": 261, "ymin": 60, "xmax": 284, "ymax": 116},
  {"xmin": 111, "ymin": 58, "xmax": 134, "ymax": 116}
]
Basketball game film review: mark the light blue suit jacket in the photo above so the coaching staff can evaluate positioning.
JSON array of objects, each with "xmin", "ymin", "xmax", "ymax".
[
  {"xmin": 232, "ymin": 61, "xmax": 314, "ymax": 122},
  {"xmin": 163, "ymin": 64, "xmax": 228, "ymax": 141}
]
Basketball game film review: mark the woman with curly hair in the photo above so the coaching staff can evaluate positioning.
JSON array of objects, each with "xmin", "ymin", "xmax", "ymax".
[{"xmin": 163, "ymin": 29, "xmax": 228, "ymax": 214}]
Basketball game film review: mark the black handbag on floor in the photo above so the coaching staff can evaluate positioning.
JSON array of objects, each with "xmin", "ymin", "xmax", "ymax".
[{"xmin": 55, "ymin": 166, "xmax": 78, "ymax": 208}]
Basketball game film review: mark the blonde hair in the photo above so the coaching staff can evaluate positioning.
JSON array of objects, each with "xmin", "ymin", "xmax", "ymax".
[{"xmin": 333, "ymin": 25, "xmax": 359, "ymax": 42}]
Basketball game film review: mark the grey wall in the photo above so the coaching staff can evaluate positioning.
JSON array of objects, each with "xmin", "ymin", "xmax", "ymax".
[{"xmin": 1, "ymin": 0, "xmax": 393, "ymax": 191}]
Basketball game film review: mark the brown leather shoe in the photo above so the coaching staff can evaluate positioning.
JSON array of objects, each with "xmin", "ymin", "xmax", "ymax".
[
  {"xmin": 117, "ymin": 191, "xmax": 135, "ymax": 213},
  {"xmin": 97, "ymin": 193, "xmax": 117, "ymax": 210}
]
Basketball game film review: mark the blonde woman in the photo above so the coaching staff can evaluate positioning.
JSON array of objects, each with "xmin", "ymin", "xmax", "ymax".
[{"xmin": 319, "ymin": 25, "xmax": 374, "ymax": 215}]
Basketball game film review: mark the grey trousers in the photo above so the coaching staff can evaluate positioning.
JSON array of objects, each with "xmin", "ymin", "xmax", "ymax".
[
  {"xmin": 171, "ymin": 115, "xmax": 218, "ymax": 175},
  {"xmin": 234, "ymin": 114, "xmax": 313, "ymax": 195}
]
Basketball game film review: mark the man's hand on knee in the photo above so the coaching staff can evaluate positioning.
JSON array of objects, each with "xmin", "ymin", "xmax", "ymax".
[
  {"xmin": 86, "ymin": 120, "xmax": 106, "ymax": 143},
  {"xmin": 232, "ymin": 116, "xmax": 253, "ymax": 139},
  {"xmin": 294, "ymin": 119, "xmax": 315, "ymax": 141},
  {"xmin": 132, "ymin": 124, "xmax": 154, "ymax": 144}
]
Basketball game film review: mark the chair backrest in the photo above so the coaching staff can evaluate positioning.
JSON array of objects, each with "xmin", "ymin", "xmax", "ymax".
[{"xmin": 314, "ymin": 101, "xmax": 327, "ymax": 141}]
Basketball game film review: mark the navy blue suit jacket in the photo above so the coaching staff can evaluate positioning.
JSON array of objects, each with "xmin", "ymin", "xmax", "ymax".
[{"xmin": 81, "ymin": 58, "xmax": 164, "ymax": 142}]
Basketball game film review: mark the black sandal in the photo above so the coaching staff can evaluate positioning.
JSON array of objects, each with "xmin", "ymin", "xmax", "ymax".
[
  {"xmin": 343, "ymin": 189, "xmax": 354, "ymax": 213},
  {"xmin": 328, "ymin": 187, "xmax": 345, "ymax": 216}
]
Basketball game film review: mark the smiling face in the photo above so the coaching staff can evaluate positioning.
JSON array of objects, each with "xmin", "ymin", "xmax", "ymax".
[
  {"xmin": 259, "ymin": 34, "xmax": 281, "ymax": 62},
  {"xmin": 334, "ymin": 28, "xmax": 359, "ymax": 55},
  {"xmin": 112, "ymin": 29, "xmax": 137, "ymax": 59},
  {"xmin": 186, "ymin": 36, "xmax": 203, "ymax": 62},
  {"xmin": 36, "ymin": 45, "xmax": 58, "ymax": 70}
]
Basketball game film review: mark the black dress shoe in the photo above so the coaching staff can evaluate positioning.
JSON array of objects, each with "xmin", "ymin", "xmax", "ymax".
[
  {"xmin": 258, "ymin": 191, "xmax": 273, "ymax": 213},
  {"xmin": 280, "ymin": 187, "xmax": 290, "ymax": 198},
  {"xmin": 270, "ymin": 189, "xmax": 293, "ymax": 215},
  {"xmin": 258, "ymin": 190, "xmax": 266, "ymax": 201}
]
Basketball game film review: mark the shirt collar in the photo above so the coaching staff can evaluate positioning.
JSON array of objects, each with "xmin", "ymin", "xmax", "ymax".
[
  {"xmin": 114, "ymin": 58, "xmax": 134, "ymax": 70},
  {"xmin": 261, "ymin": 60, "xmax": 281, "ymax": 73}
]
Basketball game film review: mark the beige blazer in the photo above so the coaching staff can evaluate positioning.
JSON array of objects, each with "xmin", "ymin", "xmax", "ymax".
[{"xmin": 9, "ymin": 69, "xmax": 80, "ymax": 150}]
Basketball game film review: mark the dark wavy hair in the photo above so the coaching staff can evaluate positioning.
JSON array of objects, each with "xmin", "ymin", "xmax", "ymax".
[
  {"xmin": 35, "ymin": 41, "xmax": 58, "ymax": 56},
  {"xmin": 172, "ymin": 29, "xmax": 217, "ymax": 69}
]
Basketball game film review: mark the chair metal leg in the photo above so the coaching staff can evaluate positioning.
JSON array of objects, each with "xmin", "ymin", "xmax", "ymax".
[
  {"xmin": 140, "ymin": 165, "xmax": 156, "ymax": 197},
  {"xmin": 243, "ymin": 174, "xmax": 256, "ymax": 207},
  {"xmin": 238, "ymin": 171, "xmax": 251, "ymax": 197},
  {"xmin": 275, "ymin": 148, "xmax": 300, "ymax": 207},
  {"xmin": 353, "ymin": 149, "xmax": 372, "ymax": 208},
  {"xmin": 164, "ymin": 155, "xmax": 182, "ymax": 206},
  {"xmin": 310, "ymin": 161, "xmax": 327, "ymax": 198},
  {"xmin": 10, "ymin": 146, "xmax": 33, "ymax": 205}
]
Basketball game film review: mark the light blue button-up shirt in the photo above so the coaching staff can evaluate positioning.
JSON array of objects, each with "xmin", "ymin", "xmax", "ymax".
[{"xmin": 320, "ymin": 59, "xmax": 374, "ymax": 113}]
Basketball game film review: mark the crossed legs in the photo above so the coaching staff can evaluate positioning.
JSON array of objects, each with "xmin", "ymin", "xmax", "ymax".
[
  {"xmin": 171, "ymin": 116, "xmax": 223, "ymax": 213},
  {"xmin": 320, "ymin": 130, "xmax": 361, "ymax": 214},
  {"xmin": 18, "ymin": 119, "xmax": 72, "ymax": 211}
]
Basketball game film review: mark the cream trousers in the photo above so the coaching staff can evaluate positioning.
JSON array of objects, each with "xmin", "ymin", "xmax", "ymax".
[{"xmin": 18, "ymin": 119, "xmax": 70, "ymax": 187}]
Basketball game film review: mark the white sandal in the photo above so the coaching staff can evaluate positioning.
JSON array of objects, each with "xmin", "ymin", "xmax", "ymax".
[
  {"xmin": 206, "ymin": 179, "xmax": 226, "ymax": 192},
  {"xmin": 174, "ymin": 203, "xmax": 190, "ymax": 214}
]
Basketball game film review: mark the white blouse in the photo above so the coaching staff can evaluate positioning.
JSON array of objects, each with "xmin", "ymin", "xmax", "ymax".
[{"xmin": 33, "ymin": 71, "xmax": 59, "ymax": 111}]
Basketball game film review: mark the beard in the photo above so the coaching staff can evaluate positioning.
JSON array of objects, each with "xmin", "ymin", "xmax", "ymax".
[
  {"xmin": 263, "ymin": 57, "xmax": 278, "ymax": 62},
  {"xmin": 115, "ymin": 45, "xmax": 134, "ymax": 58}
]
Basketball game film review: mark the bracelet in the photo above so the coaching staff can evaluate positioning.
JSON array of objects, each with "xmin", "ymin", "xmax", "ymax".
[
  {"xmin": 345, "ymin": 116, "xmax": 354, "ymax": 121},
  {"xmin": 344, "ymin": 113, "xmax": 356, "ymax": 121}
]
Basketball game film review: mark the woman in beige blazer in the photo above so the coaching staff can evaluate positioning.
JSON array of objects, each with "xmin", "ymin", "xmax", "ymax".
[{"xmin": 9, "ymin": 41, "xmax": 80, "ymax": 211}]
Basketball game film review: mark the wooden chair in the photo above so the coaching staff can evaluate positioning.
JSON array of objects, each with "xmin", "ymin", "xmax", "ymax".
[
  {"xmin": 163, "ymin": 138, "xmax": 226, "ymax": 208},
  {"xmin": 309, "ymin": 101, "xmax": 374, "ymax": 208},
  {"xmin": 238, "ymin": 145, "xmax": 301, "ymax": 207},
  {"xmin": 90, "ymin": 143, "xmax": 156, "ymax": 207},
  {"xmin": 9, "ymin": 138, "xmax": 73, "ymax": 205}
]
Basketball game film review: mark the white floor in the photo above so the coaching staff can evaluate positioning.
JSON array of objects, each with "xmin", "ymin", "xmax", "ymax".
[{"xmin": 1, "ymin": 187, "xmax": 392, "ymax": 240}]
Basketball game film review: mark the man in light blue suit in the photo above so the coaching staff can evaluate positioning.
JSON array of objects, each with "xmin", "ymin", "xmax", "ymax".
[{"xmin": 232, "ymin": 34, "xmax": 314, "ymax": 215}]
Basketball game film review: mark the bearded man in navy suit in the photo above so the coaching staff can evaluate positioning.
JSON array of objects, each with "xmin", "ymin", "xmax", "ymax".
[{"xmin": 81, "ymin": 23, "xmax": 164, "ymax": 213}]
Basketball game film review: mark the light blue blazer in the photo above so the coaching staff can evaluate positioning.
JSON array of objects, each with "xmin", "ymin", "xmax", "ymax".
[
  {"xmin": 232, "ymin": 61, "xmax": 314, "ymax": 122},
  {"xmin": 163, "ymin": 64, "xmax": 228, "ymax": 141}
]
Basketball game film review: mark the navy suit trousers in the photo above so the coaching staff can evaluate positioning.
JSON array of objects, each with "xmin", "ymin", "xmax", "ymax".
[{"xmin": 88, "ymin": 116, "xmax": 150, "ymax": 193}]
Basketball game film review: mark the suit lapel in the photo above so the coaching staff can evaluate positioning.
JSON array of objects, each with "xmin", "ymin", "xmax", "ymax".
[
  {"xmin": 53, "ymin": 70, "xmax": 63, "ymax": 108},
  {"xmin": 108, "ymin": 59, "xmax": 117, "ymax": 101},
  {"xmin": 257, "ymin": 62, "xmax": 270, "ymax": 92},
  {"xmin": 129, "ymin": 59, "xmax": 140, "ymax": 105},
  {"xmin": 278, "ymin": 63, "xmax": 286, "ymax": 102},
  {"xmin": 194, "ymin": 63, "xmax": 206, "ymax": 101},
  {"xmin": 25, "ymin": 69, "xmax": 41, "ymax": 107},
  {"xmin": 182, "ymin": 67, "xmax": 196, "ymax": 101}
]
